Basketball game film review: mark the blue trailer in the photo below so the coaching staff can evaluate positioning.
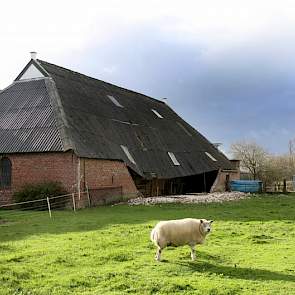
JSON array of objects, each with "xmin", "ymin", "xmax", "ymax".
[{"xmin": 230, "ymin": 180, "xmax": 262, "ymax": 193}]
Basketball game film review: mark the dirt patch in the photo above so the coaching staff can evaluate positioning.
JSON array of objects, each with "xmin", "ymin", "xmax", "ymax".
[{"xmin": 126, "ymin": 192, "xmax": 249, "ymax": 205}]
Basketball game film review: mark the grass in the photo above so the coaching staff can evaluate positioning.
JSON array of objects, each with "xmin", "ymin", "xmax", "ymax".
[{"xmin": 0, "ymin": 194, "xmax": 295, "ymax": 294}]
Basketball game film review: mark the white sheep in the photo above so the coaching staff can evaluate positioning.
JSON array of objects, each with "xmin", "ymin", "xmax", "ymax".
[{"xmin": 150, "ymin": 218, "xmax": 213, "ymax": 261}]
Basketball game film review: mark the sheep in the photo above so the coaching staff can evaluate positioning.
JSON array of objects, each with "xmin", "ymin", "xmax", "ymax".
[{"xmin": 150, "ymin": 218, "xmax": 213, "ymax": 261}]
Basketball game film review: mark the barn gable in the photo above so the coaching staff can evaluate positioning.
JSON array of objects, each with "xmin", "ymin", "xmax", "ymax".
[{"xmin": 15, "ymin": 57, "xmax": 49, "ymax": 81}]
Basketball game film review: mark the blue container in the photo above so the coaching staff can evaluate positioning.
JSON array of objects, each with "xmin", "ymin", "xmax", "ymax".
[{"xmin": 230, "ymin": 180, "xmax": 262, "ymax": 193}]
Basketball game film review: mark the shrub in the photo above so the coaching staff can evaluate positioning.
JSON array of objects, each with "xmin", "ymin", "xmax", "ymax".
[{"xmin": 13, "ymin": 182, "xmax": 67, "ymax": 209}]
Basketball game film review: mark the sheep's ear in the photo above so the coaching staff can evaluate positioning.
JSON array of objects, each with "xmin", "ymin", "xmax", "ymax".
[
  {"xmin": 200, "ymin": 219, "xmax": 203, "ymax": 223},
  {"xmin": 209, "ymin": 220, "xmax": 214, "ymax": 224}
]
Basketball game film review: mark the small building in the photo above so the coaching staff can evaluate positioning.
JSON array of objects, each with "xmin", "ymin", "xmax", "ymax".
[{"xmin": 0, "ymin": 53, "xmax": 239, "ymax": 206}]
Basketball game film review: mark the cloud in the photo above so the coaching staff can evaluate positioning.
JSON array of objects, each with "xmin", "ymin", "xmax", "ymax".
[
  {"xmin": 73, "ymin": 22, "xmax": 295, "ymax": 154},
  {"xmin": 1, "ymin": 0, "xmax": 295, "ymax": 153},
  {"xmin": 1, "ymin": 0, "xmax": 295, "ymax": 87}
]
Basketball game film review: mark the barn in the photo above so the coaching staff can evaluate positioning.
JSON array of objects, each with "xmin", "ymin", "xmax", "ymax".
[{"xmin": 0, "ymin": 53, "xmax": 239, "ymax": 206}]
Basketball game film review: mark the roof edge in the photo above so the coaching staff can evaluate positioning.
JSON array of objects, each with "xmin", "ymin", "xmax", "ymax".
[
  {"xmin": 38, "ymin": 59, "xmax": 166, "ymax": 105},
  {"xmin": 44, "ymin": 78, "xmax": 75, "ymax": 152}
]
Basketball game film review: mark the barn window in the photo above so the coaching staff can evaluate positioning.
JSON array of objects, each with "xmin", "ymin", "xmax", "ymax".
[
  {"xmin": 120, "ymin": 145, "xmax": 136, "ymax": 164},
  {"xmin": 107, "ymin": 95, "xmax": 124, "ymax": 108},
  {"xmin": 151, "ymin": 109, "xmax": 163, "ymax": 118},
  {"xmin": 205, "ymin": 152, "xmax": 217, "ymax": 162},
  {"xmin": 0, "ymin": 157, "xmax": 12, "ymax": 188},
  {"xmin": 168, "ymin": 152, "xmax": 180, "ymax": 166}
]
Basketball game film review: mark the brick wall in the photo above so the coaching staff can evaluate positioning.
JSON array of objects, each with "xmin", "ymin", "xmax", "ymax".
[
  {"xmin": 0, "ymin": 152, "xmax": 138, "ymax": 206},
  {"xmin": 0, "ymin": 151, "xmax": 78, "ymax": 205},
  {"xmin": 79, "ymin": 158, "xmax": 138, "ymax": 197},
  {"xmin": 0, "ymin": 191, "xmax": 13, "ymax": 206},
  {"xmin": 210, "ymin": 169, "xmax": 240, "ymax": 192}
]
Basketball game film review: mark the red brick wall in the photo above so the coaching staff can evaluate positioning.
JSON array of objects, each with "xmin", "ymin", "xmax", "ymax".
[
  {"xmin": 80, "ymin": 158, "xmax": 138, "ymax": 196},
  {"xmin": 0, "ymin": 152, "xmax": 138, "ymax": 206},
  {"xmin": 210, "ymin": 169, "xmax": 240, "ymax": 192},
  {"xmin": 13, "ymin": 152, "xmax": 78, "ymax": 191},
  {"xmin": 0, "ymin": 191, "xmax": 13, "ymax": 206},
  {"xmin": 0, "ymin": 151, "xmax": 78, "ymax": 205}
]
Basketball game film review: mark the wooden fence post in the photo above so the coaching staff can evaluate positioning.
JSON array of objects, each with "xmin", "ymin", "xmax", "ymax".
[
  {"xmin": 283, "ymin": 179, "xmax": 287, "ymax": 193},
  {"xmin": 46, "ymin": 197, "xmax": 52, "ymax": 218},
  {"xmin": 86, "ymin": 183, "xmax": 91, "ymax": 207},
  {"xmin": 225, "ymin": 174, "xmax": 230, "ymax": 192},
  {"xmin": 72, "ymin": 193, "xmax": 76, "ymax": 212}
]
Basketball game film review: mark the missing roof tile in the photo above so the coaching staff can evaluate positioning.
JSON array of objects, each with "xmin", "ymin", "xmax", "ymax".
[
  {"xmin": 107, "ymin": 95, "xmax": 124, "ymax": 108},
  {"xmin": 205, "ymin": 152, "xmax": 217, "ymax": 162},
  {"xmin": 151, "ymin": 109, "xmax": 163, "ymax": 118},
  {"xmin": 168, "ymin": 152, "xmax": 180, "ymax": 166}
]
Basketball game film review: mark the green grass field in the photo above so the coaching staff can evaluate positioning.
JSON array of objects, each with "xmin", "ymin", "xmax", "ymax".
[{"xmin": 0, "ymin": 195, "xmax": 295, "ymax": 294}]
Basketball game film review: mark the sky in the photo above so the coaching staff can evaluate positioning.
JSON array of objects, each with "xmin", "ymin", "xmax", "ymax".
[{"xmin": 1, "ymin": 0, "xmax": 295, "ymax": 155}]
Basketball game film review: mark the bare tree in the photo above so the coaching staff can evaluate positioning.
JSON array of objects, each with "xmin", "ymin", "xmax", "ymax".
[
  {"xmin": 230, "ymin": 141, "xmax": 267, "ymax": 180},
  {"xmin": 288, "ymin": 138, "xmax": 295, "ymax": 168},
  {"xmin": 289, "ymin": 138, "xmax": 295, "ymax": 155}
]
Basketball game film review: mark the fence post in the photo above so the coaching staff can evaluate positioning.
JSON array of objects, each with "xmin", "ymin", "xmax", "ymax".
[
  {"xmin": 72, "ymin": 193, "xmax": 76, "ymax": 212},
  {"xmin": 225, "ymin": 174, "xmax": 230, "ymax": 191},
  {"xmin": 86, "ymin": 183, "xmax": 91, "ymax": 207},
  {"xmin": 46, "ymin": 197, "xmax": 52, "ymax": 218},
  {"xmin": 283, "ymin": 179, "xmax": 287, "ymax": 193}
]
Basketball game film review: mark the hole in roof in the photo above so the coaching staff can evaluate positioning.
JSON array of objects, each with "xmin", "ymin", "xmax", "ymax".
[
  {"xmin": 205, "ymin": 152, "xmax": 217, "ymax": 162},
  {"xmin": 168, "ymin": 152, "xmax": 180, "ymax": 166},
  {"xmin": 176, "ymin": 122, "xmax": 192, "ymax": 136},
  {"xmin": 151, "ymin": 109, "xmax": 163, "ymax": 118},
  {"xmin": 107, "ymin": 95, "xmax": 124, "ymax": 108},
  {"xmin": 121, "ymin": 145, "xmax": 136, "ymax": 165}
]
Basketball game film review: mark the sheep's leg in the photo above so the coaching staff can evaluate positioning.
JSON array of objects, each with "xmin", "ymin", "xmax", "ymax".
[
  {"xmin": 155, "ymin": 247, "xmax": 162, "ymax": 261},
  {"xmin": 190, "ymin": 244, "xmax": 196, "ymax": 261}
]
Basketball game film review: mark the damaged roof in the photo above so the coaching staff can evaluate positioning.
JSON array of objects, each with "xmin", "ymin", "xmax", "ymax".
[{"xmin": 0, "ymin": 58, "xmax": 234, "ymax": 178}]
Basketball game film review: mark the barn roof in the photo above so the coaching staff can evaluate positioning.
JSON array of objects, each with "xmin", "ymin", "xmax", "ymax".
[
  {"xmin": 0, "ymin": 79, "xmax": 63, "ymax": 153},
  {"xmin": 0, "ymin": 58, "xmax": 234, "ymax": 178}
]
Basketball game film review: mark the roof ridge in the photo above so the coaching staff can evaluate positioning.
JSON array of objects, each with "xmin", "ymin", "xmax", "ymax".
[{"xmin": 37, "ymin": 59, "xmax": 165, "ymax": 105}]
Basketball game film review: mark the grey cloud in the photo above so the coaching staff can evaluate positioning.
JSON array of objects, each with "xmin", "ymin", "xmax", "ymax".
[{"xmin": 61, "ymin": 23, "xmax": 295, "ymax": 154}]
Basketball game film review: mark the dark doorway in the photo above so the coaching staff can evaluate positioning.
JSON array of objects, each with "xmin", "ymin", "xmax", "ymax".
[
  {"xmin": 130, "ymin": 168, "xmax": 219, "ymax": 196},
  {"xmin": 181, "ymin": 170, "xmax": 218, "ymax": 193}
]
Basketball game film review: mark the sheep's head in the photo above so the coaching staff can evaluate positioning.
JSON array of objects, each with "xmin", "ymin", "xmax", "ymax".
[{"xmin": 200, "ymin": 219, "xmax": 213, "ymax": 234}]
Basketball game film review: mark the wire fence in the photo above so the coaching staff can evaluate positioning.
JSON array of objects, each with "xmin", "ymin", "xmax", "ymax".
[
  {"xmin": 0, "ymin": 191, "xmax": 87, "ymax": 220},
  {"xmin": 0, "ymin": 185, "xmax": 135, "ymax": 220},
  {"xmin": 264, "ymin": 180, "xmax": 295, "ymax": 193}
]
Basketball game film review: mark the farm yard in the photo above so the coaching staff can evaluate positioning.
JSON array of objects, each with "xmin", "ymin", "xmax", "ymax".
[{"xmin": 0, "ymin": 194, "xmax": 295, "ymax": 295}]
